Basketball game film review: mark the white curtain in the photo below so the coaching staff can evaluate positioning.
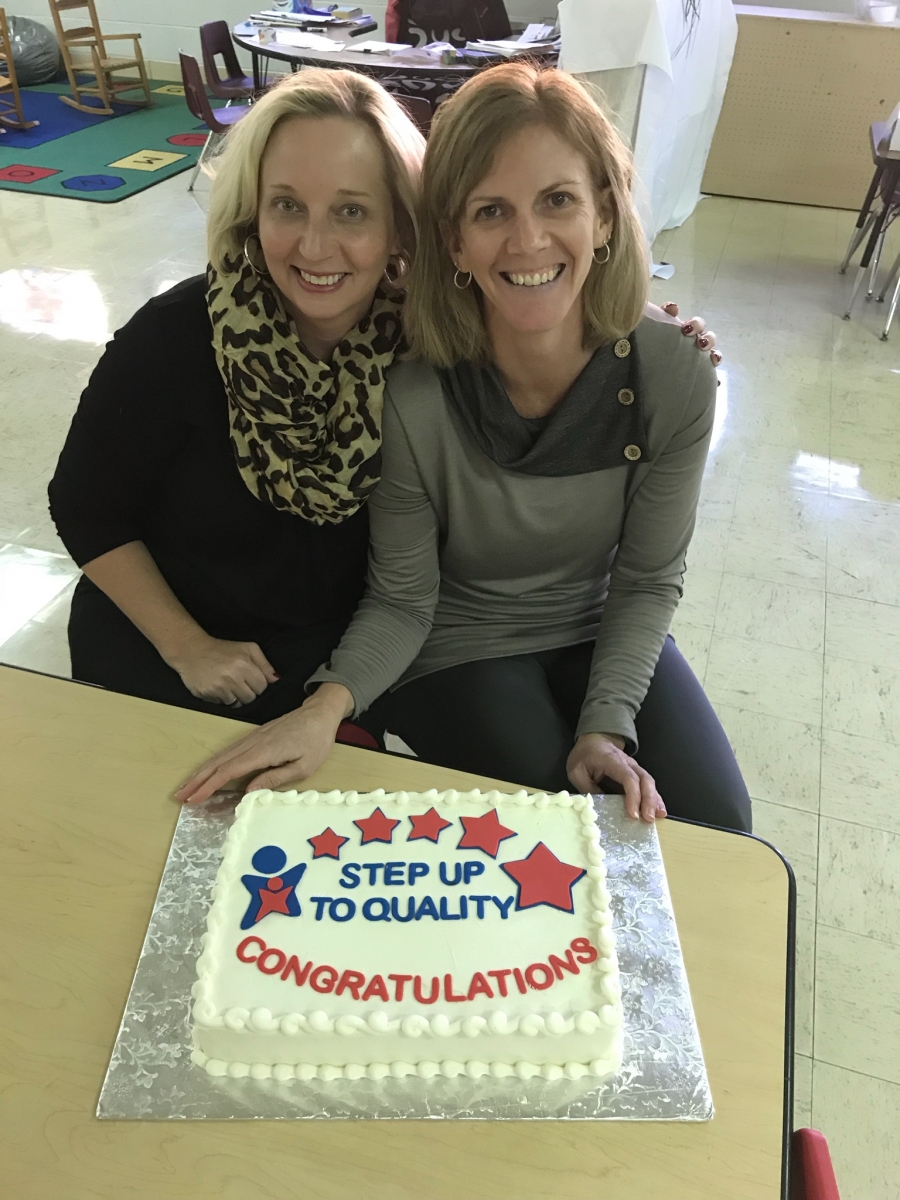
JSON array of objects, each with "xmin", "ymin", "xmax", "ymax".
[{"xmin": 559, "ymin": 0, "xmax": 738, "ymax": 241}]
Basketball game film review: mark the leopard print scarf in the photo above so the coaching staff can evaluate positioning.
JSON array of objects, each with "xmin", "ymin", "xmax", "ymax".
[{"xmin": 207, "ymin": 257, "xmax": 404, "ymax": 525}]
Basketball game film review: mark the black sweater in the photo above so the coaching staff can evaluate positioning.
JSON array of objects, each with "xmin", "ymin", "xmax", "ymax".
[{"xmin": 48, "ymin": 277, "xmax": 370, "ymax": 640}]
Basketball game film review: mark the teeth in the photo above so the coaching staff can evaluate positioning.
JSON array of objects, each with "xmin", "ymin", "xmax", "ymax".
[
  {"xmin": 299, "ymin": 270, "xmax": 345, "ymax": 286},
  {"xmin": 506, "ymin": 266, "xmax": 562, "ymax": 287}
]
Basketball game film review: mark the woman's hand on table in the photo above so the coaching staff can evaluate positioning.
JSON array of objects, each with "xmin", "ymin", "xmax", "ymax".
[
  {"xmin": 166, "ymin": 632, "xmax": 279, "ymax": 706},
  {"xmin": 566, "ymin": 733, "xmax": 666, "ymax": 823},
  {"xmin": 175, "ymin": 683, "xmax": 354, "ymax": 805},
  {"xmin": 647, "ymin": 300, "xmax": 722, "ymax": 367}
]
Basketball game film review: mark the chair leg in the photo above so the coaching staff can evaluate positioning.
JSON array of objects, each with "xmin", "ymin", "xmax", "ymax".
[
  {"xmin": 188, "ymin": 131, "xmax": 220, "ymax": 191},
  {"xmin": 840, "ymin": 165, "xmax": 882, "ymax": 273},
  {"xmin": 843, "ymin": 265, "xmax": 868, "ymax": 319},
  {"xmin": 876, "ymin": 248, "xmax": 900, "ymax": 301},
  {"xmin": 866, "ymin": 224, "xmax": 889, "ymax": 299},
  {"xmin": 91, "ymin": 45, "xmax": 115, "ymax": 114},
  {"xmin": 187, "ymin": 134, "xmax": 210, "ymax": 191},
  {"xmin": 840, "ymin": 209, "xmax": 875, "ymax": 274},
  {"xmin": 880, "ymin": 268, "xmax": 900, "ymax": 339},
  {"xmin": 136, "ymin": 47, "xmax": 152, "ymax": 106}
]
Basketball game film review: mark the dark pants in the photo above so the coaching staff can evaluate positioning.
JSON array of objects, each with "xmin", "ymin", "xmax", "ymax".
[
  {"xmin": 373, "ymin": 636, "xmax": 752, "ymax": 832},
  {"xmin": 67, "ymin": 577, "xmax": 385, "ymax": 732}
]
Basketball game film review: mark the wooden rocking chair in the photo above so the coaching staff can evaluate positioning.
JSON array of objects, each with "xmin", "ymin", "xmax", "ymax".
[
  {"xmin": 47, "ymin": 0, "xmax": 151, "ymax": 116},
  {"xmin": 0, "ymin": 8, "xmax": 39, "ymax": 133}
]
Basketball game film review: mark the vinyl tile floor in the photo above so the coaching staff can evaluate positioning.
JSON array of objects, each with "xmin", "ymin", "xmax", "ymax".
[{"xmin": 2, "ymin": 179, "xmax": 899, "ymax": 1196}]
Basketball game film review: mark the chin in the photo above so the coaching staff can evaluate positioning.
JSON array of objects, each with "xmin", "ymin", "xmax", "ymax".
[{"xmin": 499, "ymin": 309, "xmax": 571, "ymax": 335}]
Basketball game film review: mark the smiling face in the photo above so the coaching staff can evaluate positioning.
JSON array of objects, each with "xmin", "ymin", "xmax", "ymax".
[
  {"xmin": 451, "ymin": 123, "xmax": 612, "ymax": 347},
  {"xmin": 256, "ymin": 115, "xmax": 397, "ymax": 358}
]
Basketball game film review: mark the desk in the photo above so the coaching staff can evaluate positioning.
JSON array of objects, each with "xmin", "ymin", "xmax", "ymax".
[
  {"xmin": 233, "ymin": 21, "xmax": 477, "ymax": 92},
  {"xmin": 1, "ymin": 665, "xmax": 794, "ymax": 1199}
]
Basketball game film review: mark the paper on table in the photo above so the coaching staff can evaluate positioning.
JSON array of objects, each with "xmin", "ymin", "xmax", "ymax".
[
  {"xmin": 275, "ymin": 28, "xmax": 344, "ymax": 49},
  {"xmin": 356, "ymin": 40, "xmax": 409, "ymax": 53},
  {"xmin": 558, "ymin": 0, "xmax": 672, "ymax": 77},
  {"xmin": 520, "ymin": 22, "xmax": 557, "ymax": 42}
]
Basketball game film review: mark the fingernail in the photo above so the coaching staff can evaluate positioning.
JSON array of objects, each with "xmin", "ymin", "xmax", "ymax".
[
  {"xmin": 712, "ymin": 351, "xmax": 722, "ymax": 364},
  {"xmin": 682, "ymin": 323, "xmax": 694, "ymax": 335},
  {"xmin": 698, "ymin": 336, "xmax": 709, "ymax": 348}
]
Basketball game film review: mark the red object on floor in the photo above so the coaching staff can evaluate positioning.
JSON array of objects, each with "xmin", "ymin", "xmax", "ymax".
[
  {"xmin": 791, "ymin": 1129, "xmax": 840, "ymax": 1200},
  {"xmin": 335, "ymin": 721, "xmax": 379, "ymax": 750}
]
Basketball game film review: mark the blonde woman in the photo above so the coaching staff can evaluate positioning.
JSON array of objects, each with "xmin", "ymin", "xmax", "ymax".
[
  {"xmin": 180, "ymin": 65, "xmax": 749, "ymax": 833},
  {"xmin": 49, "ymin": 70, "xmax": 423, "ymax": 725}
]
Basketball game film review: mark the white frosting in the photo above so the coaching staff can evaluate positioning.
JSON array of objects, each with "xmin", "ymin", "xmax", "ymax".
[{"xmin": 192, "ymin": 789, "xmax": 623, "ymax": 1081}]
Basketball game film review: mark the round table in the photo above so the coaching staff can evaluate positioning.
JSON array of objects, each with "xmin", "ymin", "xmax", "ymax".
[{"xmin": 233, "ymin": 21, "xmax": 479, "ymax": 92}]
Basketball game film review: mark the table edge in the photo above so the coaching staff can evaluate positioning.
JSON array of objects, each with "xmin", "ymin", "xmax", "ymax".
[{"xmin": 667, "ymin": 816, "xmax": 797, "ymax": 1200}]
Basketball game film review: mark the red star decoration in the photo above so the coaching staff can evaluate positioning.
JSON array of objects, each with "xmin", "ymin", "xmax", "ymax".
[
  {"xmin": 354, "ymin": 806, "xmax": 400, "ymax": 844},
  {"xmin": 255, "ymin": 877, "xmax": 294, "ymax": 921},
  {"xmin": 457, "ymin": 809, "xmax": 517, "ymax": 858},
  {"xmin": 407, "ymin": 807, "xmax": 452, "ymax": 843},
  {"xmin": 500, "ymin": 842, "xmax": 586, "ymax": 913},
  {"xmin": 307, "ymin": 827, "xmax": 349, "ymax": 859}
]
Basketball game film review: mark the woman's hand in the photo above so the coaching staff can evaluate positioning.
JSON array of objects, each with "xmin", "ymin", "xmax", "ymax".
[
  {"xmin": 566, "ymin": 733, "xmax": 666, "ymax": 823},
  {"xmin": 166, "ymin": 632, "xmax": 279, "ymax": 706},
  {"xmin": 660, "ymin": 301, "xmax": 722, "ymax": 367},
  {"xmin": 175, "ymin": 684, "xmax": 354, "ymax": 805}
]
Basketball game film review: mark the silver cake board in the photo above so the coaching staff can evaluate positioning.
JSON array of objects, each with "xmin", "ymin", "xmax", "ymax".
[{"xmin": 97, "ymin": 795, "xmax": 713, "ymax": 1120}]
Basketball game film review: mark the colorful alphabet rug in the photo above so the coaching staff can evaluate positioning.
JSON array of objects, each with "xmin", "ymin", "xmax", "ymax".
[{"xmin": 0, "ymin": 80, "xmax": 226, "ymax": 203}]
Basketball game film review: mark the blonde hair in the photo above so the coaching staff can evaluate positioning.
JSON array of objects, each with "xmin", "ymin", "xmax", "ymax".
[
  {"xmin": 206, "ymin": 70, "xmax": 425, "ymax": 273},
  {"xmin": 405, "ymin": 64, "xmax": 649, "ymax": 367}
]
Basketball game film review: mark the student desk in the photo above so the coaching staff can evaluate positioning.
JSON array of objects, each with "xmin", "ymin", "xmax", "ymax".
[{"xmin": 0, "ymin": 664, "xmax": 795, "ymax": 1199}]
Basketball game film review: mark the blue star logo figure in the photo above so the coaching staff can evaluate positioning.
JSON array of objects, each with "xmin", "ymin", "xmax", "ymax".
[{"xmin": 239, "ymin": 845, "xmax": 306, "ymax": 930}]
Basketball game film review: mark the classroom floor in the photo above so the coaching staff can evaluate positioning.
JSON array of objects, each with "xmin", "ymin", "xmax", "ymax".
[{"xmin": 1, "ymin": 179, "xmax": 898, "ymax": 1196}]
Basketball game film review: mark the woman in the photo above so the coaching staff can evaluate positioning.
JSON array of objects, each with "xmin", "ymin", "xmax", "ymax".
[
  {"xmin": 178, "ymin": 65, "xmax": 750, "ymax": 834},
  {"xmin": 48, "ymin": 70, "xmax": 424, "ymax": 726}
]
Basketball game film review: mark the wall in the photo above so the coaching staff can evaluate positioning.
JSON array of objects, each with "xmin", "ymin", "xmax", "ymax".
[
  {"xmin": 9, "ymin": 1, "xmax": 560, "ymax": 78},
  {"xmin": 735, "ymin": 1, "xmax": 863, "ymax": 14}
]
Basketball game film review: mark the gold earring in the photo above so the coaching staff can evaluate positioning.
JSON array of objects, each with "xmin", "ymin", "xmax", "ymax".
[
  {"xmin": 453, "ymin": 268, "xmax": 473, "ymax": 290},
  {"xmin": 243, "ymin": 233, "xmax": 270, "ymax": 276},
  {"xmin": 592, "ymin": 243, "xmax": 611, "ymax": 265}
]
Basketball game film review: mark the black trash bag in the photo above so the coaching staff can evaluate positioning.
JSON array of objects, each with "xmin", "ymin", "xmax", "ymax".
[{"xmin": 6, "ymin": 15, "xmax": 63, "ymax": 86}]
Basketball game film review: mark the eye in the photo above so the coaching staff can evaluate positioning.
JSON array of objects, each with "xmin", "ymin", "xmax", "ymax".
[
  {"xmin": 547, "ymin": 192, "xmax": 574, "ymax": 209},
  {"xmin": 474, "ymin": 203, "xmax": 502, "ymax": 221},
  {"xmin": 273, "ymin": 197, "xmax": 299, "ymax": 213},
  {"xmin": 340, "ymin": 204, "xmax": 367, "ymax": 219}
]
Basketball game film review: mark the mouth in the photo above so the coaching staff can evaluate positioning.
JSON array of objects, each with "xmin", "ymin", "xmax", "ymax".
[
  {"xmin": 291, "ymin": 266, "xmax": 350, "ymax": 293},
  {"xmin": 499, "ymin": 264, "xmax": 565, "ymax": 288}
]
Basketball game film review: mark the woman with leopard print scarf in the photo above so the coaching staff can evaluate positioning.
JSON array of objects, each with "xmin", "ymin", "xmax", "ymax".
[{"xmin": 49, "ymin": 70, "xmax": 423, "ymax": 725}]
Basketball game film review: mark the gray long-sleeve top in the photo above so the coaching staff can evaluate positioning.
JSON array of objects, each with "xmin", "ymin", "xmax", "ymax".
[{"xmin": 308, "ymin": 318, "xmax": 716, "ymax": 749}]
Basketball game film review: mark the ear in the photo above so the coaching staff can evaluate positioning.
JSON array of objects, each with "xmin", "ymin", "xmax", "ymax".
[
  {"xmin": 593, "ymin": 185, "xmax": 615, "ymax": 248},
  {"xmin": 440, "ymin": 218, "xmax": 468, "ymax": 270}
]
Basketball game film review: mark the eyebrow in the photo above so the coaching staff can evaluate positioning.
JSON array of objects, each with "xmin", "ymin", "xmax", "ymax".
[
  {"xmin": 264, "ymin": 184, "xmax": 373, "ymax": 197},
  {"xmin": 467, "ymin": 179, "xmax": 583, "ymax": 203}
]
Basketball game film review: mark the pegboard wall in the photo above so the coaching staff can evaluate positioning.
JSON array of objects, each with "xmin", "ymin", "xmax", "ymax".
[{"xmin": 702, "ymin": 11, "xmax": 900, "ymax": 209}]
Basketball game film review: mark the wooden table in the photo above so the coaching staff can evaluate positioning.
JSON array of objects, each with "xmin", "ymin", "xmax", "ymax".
[{"xmin": 1, "ymin": 665, "xmax": 795, "ymax": 1199}]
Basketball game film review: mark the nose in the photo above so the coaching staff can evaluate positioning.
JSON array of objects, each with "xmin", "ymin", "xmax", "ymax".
[
  {"xmin": 506, "ymin": 209, "xmax": 551, "ymax": 257},
  {"xmin": 295, "ymin": 214, "xmax": 337, "ymax": 263}
]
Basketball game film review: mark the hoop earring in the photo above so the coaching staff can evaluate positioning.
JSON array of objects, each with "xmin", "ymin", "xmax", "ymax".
[
  {"xmin": 453, "ymin": 268, "xmax": 473, "ymax": 290},
  {"xmin": 592, "ymin": 242, "xmax": 611, "ymax": 265},
  {"xmin": 243, "ymin": 232, "xmax": 270, "ymax": 276},
  {"xmin": 383, "ymin": 254, "xmax": 410, "ymax": 287}
]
